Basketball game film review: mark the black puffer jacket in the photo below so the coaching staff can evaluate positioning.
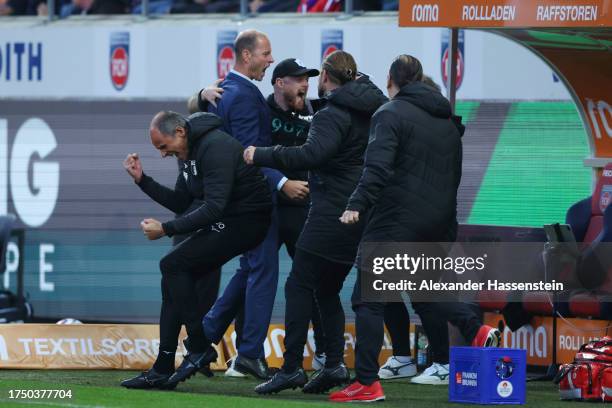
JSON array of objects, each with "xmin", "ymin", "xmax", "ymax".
[
  {"xmin": 138, "ymin": 112, "xmax": 272, "ymax": 237},
  {"xmin": 346, "ymin": 81, "xmax": 464, "ymax": 242},
  {"xmin": 254, "ymin": 76, "xmax": 387, "ymax": 263}
]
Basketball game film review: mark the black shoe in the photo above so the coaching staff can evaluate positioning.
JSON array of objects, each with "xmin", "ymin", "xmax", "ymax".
[
  {"xmin": 183, "ymin": 337, "xmax": 214, "ymax": 378},
  {"xmin": 254, "ymin": 368, "xmax": 308, "ymax": 394},
  {"xmin": 303, "ymin": 363, "xmax": 350, "ymax": 394},
  {"xmin": 199, "ymin": 364, "xmax": 214, "ymax": 378},
  {"xmin": 234, "ymin": 355, "xmax": 271, "ymax": 380},
  {"xmin": 162, "ymin": 347, "xmax": 218, "ymax": 389},
  {"xmin": 121, "ymin": 368, "xmax": 174, "ymax": 389}
]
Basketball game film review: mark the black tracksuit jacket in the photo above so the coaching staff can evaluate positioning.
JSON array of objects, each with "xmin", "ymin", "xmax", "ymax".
[
  {"xmin": 137, "ymin": 112, "xmax": 272, "ymax": 237},
  {"xmin": 254, "ymin": 76, "xmax": 387, "ymax": 264}
]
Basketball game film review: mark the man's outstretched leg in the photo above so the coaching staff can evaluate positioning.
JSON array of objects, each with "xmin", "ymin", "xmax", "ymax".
[{"xmin": 164, "ymin": 214, "xmax": 270, "ymax": 388}]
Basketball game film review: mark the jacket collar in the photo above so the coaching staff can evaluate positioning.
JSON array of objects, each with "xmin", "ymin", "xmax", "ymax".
[{"xmin": 226, "ymin": 71, "xmax": 260, "ymax": 92}]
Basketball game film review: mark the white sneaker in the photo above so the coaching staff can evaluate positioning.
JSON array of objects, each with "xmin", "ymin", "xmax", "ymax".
[
  {"xmin": 224, "ymin": 357, "xmax": 247, "ymax": 378},
  {"xmin": 378, "ymin": 356, "xmax": 417, "ymax": 379},
  {"xmin": 312, "ymin": 353, "xmax": 326, "ymax": 371},
  {"xmin": 410, "ymin": 362, "xmax": 450, "ymax": 385}
]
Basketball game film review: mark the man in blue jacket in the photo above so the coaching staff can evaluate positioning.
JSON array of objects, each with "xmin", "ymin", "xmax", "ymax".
[{"xmin": 188, "ymin": 29, "xmax": 283, "ymax": 381}]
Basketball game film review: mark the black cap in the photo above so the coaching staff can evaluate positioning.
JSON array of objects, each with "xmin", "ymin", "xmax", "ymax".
[{"xmin": 271, "ymin": 58, "xmax": 319, "ymax": 85}]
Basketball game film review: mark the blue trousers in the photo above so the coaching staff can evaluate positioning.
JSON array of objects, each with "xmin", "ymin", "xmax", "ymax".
[{"xmin": 202, "ymin": 207, "xmax": 279, "ymax": 359}]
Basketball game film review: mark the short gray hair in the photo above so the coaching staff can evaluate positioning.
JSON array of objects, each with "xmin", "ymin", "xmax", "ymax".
[
  {"xmin": 152, "ymin": 111, "xmax": 187, "ymax": 137},
  {"xmin": 234, "ymin": 29, "xmax": 266, "ymax": 61}
]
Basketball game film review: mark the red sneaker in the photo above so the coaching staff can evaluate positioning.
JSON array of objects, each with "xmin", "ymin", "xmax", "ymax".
[
  {"xmin": 471, "ymin": 325, "xmax": 501, "ymax": 347},
  {"xmin": 329, "ymin": 380, "xmax": 385, "ymax": 403}
]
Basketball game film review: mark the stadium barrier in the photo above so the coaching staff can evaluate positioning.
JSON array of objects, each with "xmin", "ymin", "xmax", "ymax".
[
  {"xmin": 484, "ymin": 313, "xmax": 612, "ymax": 366},
  {"xmin": 0, "ymin": 323, "xmax": 400, "ymax": 370},
  {"xmin": 0, "ymin": 324, "xmax": 225, "ymax": 370}
]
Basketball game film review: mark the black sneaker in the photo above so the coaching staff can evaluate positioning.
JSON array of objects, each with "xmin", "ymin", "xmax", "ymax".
[
  {"xmin": 303, "ymin": 363, "xmax": 350, "ymax": 394},
  {"xmin": 234, "ymin": 355, "xmax": 271, "ymax": 380},
  {"xmin": 120, "ymin": 368, "xmax": 174, "ymax": 389},
  {"xmin": 162, "ymin": 347, "xmax": 218, "ymax": 389},
  {"xmin": 183, "ymin": 337, "xmax": 214, "ymax": 377},
  {"xmin": 254, "ymin": 368, "xmax": 308, "ymax": 394}
]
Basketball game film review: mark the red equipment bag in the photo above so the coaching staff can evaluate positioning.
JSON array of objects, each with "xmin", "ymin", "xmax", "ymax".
[{"xmin": 554, "ymin": 337, "xmax": 612, "ymax": 402}]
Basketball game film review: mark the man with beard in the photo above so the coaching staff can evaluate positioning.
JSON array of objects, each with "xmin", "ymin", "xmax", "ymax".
[
  {"xmin": 336, "ymin": 55, "xmax": 500, "ymax": 402},
  {"xmin": 199, "ymin": 58, "xmax": 329, "ymax": 375},
  {"xmin": 120, "ymin": 111, "xmax": 271, "ymax": 390},
  {"xmin": 244, "ymin": 50, "xmax": 387, "ymax": 395}
]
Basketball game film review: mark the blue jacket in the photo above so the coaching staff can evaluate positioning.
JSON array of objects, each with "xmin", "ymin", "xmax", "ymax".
[{"xmin": 206, "ymin": 71, "xmax": 284, "ymax": 191}]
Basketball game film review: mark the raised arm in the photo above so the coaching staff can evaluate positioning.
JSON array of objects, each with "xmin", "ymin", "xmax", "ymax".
[
  {"xmin": 138, "ymin": 172, "xmax": 193, "ymax": 215},
  {"xmin": 123, "ymin": 153, "xmax": 192, "ymax": 214},
  {"xmin": 252, "ymin": 108, "xmax": 345, "ymax": 171}
]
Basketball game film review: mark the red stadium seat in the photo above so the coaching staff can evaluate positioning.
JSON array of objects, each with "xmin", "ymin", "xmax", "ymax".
[
  {"xmin": 569, "ymin": 292, "xmax": 603, "ymax": 318},
  {"xmin": 565, "ymin": 163, "xmax": 612, "ymax": 318},
  {"xmin": 521, "ymin": 163, "xmax": 612, "ymax": 319},
  {"xmin": 522, "ymin": 292, "xmax": 554, "ymax": 315},
  {"xmin": 477, "ymin": 290, "xmax": 508, "ymax": 312}
]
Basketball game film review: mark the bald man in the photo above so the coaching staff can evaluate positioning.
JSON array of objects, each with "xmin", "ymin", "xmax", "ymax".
[
  {"xmin": 121, "ymin": 111, "xmax": 271, "ymax": 390},
  {"xmin": 196, "ymin": 29, "xmax": 282, "ymax": 379}
]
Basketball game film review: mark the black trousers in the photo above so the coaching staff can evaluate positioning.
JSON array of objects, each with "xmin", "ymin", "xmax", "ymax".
[
  {"xmin": 352, "ymin": 275, "xmax": 482, "ymax": 385},
  {"xmin": 158, "ymin": 253, "xmax": 221, "ymax": 354},
  {"xmin": 158, "ymin": 213, "xmax": 270, "ymax": 353},
  {"xmin": 410, "ymin": 302, "xmax": 452, "ymax": 364},
  {"xmin": 384, "ymin": 302, "xmax": 450, "ymax": 363},
  {"xmin": 278, "ymin": 205, "xmax": 326, "ymax": 354},
  {"xmin": 282, "ymin": 249, "xmax": 351, "ymax": 372}
]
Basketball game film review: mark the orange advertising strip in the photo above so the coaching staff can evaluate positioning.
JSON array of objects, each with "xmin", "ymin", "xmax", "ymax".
[
  {"xmin": 0, "ymin": 323, "xmax": 407, "ymax": 370},
  {"xmin": 484, "ymin": 313, "xmax": 612, "ymax": 366},
  {"xmin": 222, "ymin": 324, "xmax": 403, "ymax": 370},
  {"xmin": 0, "ymin": 324, "xmax": 226, "ymax": 370},
  {"xmin": 400, "ymin": 0, "xmax": 612, "ymax": 28}
]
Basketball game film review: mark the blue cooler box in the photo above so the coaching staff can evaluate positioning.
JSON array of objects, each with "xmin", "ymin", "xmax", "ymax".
[{"xmin": 449, "ymin": 347, "xmax": 526, "ymax": 405}]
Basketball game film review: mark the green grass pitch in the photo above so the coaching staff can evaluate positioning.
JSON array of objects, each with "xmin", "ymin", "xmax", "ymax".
[{"xmin": 0, "ymin": 369, "xmax": 586, "ymax": 407}]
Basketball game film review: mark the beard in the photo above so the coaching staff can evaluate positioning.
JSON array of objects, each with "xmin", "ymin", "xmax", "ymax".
[
  {"xmin": 250, "ymin": 63, "xmax": 267, "ymax": 81},
  {"xmin": 318, "ymin": 81, "xmax": 326, "ymax": 98},
  {"xmin": 284, "ymin": 90, "xmax": 306, "ymax": 112}
]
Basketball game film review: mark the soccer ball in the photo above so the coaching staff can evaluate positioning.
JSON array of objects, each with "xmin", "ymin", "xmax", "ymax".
[{"xmin": 56, "ymin": 318, "xmax": 83, "ymax": 325}]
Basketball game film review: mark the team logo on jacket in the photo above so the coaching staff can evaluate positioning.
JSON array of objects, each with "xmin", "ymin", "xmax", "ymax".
[
  {"xmin": 110, "ymin": 32, "xmax": 129, "ymax": 91},
  {"xmin": 217, "ymin": 30, "xmax": 237, "ymax": 79},
  {"xmin": 321, "ymin": 29, "xmax": 343, "ymax": 62}
]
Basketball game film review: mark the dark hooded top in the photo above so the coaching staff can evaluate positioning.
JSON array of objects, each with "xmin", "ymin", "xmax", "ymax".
[
  {"xmin": 266, "ymin": 94, "xmax": 326, "ymax": 206},
  {"xmin": 346, "ymin": 81, "xmax": 464, "ymax": 242},
  {"xmin": 137, "ymin": 112, "xmax": 272, "ymax": 237},
  {"xmin": 254, "ymin": 76, "xmax": 387, "ymax": 264}
]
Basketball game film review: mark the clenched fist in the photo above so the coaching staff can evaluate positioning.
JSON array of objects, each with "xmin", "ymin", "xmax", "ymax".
[
  {"xmin": 243, "ymin": 146, "xmax": 256, "ymax": 165},
  {"xmin": 339, "ymin": 210, "xmax": 360, "ymax": 225},
  {"xmin": 141, "ymin": 218, "xmax": 165, "ymax": 240},
  {"xmin": 123, "ymin": 153, "xmax": 143, "ymax": 183}
]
